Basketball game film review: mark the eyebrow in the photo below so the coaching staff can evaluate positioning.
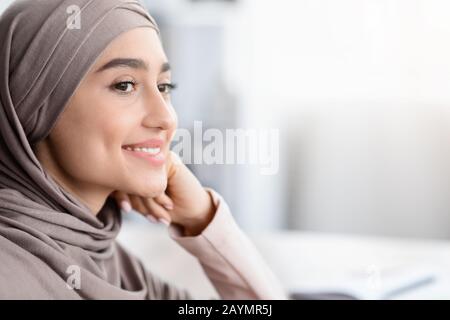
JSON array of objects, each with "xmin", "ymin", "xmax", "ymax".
[{"xmin": 95, "ymin": 58, "xmax": 171, "ymax": 73}]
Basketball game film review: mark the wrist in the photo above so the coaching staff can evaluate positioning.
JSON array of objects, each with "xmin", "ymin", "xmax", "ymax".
[{"xmin": 179, "ymin": 190, "xmax": 215, "ymax": 236}]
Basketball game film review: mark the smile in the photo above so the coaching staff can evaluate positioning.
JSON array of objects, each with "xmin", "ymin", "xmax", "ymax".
[
  {"xmin": 121, "ymin": 138, "xmax": 166, "ymax": 166},
  {"xmin": 123, "ymin": 146, "xmax": 161, "ymax": 155},
  {"xmin": 121, "ymin": 146, "xmax": 165, "ymax": 166}
]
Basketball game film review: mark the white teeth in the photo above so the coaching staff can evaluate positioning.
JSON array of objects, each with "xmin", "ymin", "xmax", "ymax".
[{"xmin": 125, "ymin": 146, "xmax": 161, "ymax": 155}]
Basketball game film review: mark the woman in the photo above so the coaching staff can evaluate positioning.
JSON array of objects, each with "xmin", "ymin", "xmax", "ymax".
[{"xmin": 0, "ymin": 0, "xmax": 287, "ymax": 299}]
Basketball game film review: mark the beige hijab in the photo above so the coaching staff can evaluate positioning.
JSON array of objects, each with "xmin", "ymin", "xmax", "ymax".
[{"xmin": 0, "ymin": 0, "xmax": 190, "ymax": 299}]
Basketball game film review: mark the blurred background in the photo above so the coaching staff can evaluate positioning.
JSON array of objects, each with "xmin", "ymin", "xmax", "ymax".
[
  {"xmin": 140, "ymin": 0, "xmax": 450, "ymax": 239},
  {"xmin": 2, "ymin": 0, "xmax": 450, "ymax": 239}
]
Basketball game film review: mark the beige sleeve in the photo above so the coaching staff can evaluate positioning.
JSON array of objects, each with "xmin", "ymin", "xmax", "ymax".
[{"xmin": 167, "ymin": 187, "xmax": 288, "ymax": 300}]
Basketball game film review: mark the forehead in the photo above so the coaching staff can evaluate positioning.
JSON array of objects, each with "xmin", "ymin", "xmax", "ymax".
[{"xmin": 92, "ymin": 27, "xmax": 167, "ymax": 71}]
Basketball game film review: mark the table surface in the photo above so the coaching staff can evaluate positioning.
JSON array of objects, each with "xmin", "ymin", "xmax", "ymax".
[{"xmin": 117, "ymin": 217, "xmax": 450, "ymax": 300}]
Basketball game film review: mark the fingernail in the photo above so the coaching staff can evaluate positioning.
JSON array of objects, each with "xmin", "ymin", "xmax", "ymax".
[
  {"xmin": 120, "ymin": 200, "xmax": 132, "ymax": 213},
  {"xmin": 163, "ymin": 203, "xmax": 173, "ymax": 210},
  {"xmin": 159, "ymin": 218, "xmax": 171, "ymax": 226},
  {"xmin": 147, "ymin": 215, "xmax": 158, "ymax": 224}
]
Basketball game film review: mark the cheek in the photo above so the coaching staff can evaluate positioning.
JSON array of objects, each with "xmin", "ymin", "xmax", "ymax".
[
  {"xmin": 85, "ymin": 110, "xmax": 130, "ymax": 171},
  {"xmin": 76, "ymin": 93, "xmax": 129, "ymax": 151},
  {"xmin": 50, "ymin": 102, "xmax": 125, "ymax": 179},
  {"xmin": 51, "ymin": 124, "xmax": 113, "ymax": 177}
]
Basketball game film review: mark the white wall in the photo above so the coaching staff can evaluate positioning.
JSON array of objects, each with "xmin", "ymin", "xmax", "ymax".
[
  {"xmin": 0, "ymin": 0, "xmax": 13, "ymax": 14},
  {"xmin": 226, "ymin": 0, "xmax": 450, "ymax": 238}
]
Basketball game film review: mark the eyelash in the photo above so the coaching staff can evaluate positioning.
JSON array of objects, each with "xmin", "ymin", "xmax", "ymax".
[
  {"xmin": 112, "ymin": 81, "xmax": 177, "ymax": 96},
  {"xmin": 112, "ymin": 81, "xmax": 137, "ymax": 94},
  {"xmin": 158, "ymin": 83, "xmax": 177, "ymax": 95}
]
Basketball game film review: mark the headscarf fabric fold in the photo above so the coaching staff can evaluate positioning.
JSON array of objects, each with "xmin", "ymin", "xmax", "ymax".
[{"xmin": 0, "ymin": 0, "xmax": 166, "ymax": 299}]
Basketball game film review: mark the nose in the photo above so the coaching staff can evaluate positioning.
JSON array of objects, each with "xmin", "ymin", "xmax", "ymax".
[{"xmin": 141, "ymin": 88, "xmax": 177, "ymax": 132}]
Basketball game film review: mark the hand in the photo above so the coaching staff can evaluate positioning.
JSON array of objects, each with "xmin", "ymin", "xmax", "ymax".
[{"xmin": 111, "ymin": 151, "xmax": 215, "ymax": 236}]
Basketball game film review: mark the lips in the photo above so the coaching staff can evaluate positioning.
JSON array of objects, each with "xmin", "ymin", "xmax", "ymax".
[
  {"xmin": 121, "ymin": 138, "xmax": 166, "ymax": 166},
  {"xmin": 122, "ymin": 138, "xmax": 164, "ymax": 149}
]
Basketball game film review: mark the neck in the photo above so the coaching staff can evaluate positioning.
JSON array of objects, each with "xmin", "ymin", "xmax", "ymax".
[
  {"xmin": 34, "ymin": 143, "xmax": 112, "ymax": 215},
  {"xmin": 53, "ymin": 175, "xmax": 112, "ymax": 215}
]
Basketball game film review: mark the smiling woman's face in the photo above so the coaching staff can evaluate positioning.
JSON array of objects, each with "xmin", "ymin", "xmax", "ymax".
[{"xmin": 34, "ymin": 27, "xmax": 177, "ymax": 214}]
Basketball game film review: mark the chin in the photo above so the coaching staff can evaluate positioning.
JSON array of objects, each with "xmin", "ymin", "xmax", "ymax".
[{"xmin": 135, "ymin": 175, "xmax": 168, "ymax": 198}]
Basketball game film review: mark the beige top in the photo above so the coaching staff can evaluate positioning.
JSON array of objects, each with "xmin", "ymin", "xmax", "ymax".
[{"xmin": 160, "ymin": 188, "xmax": 288, "ymax": 300}]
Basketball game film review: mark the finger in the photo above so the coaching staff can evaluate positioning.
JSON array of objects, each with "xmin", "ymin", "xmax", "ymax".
[
  {"xmin": 128, "ymin": 194, "xmax": 149, "ymax": 215},
  {"xmin": 141, "ymin": 197, "xmax": 172, "ymax": 226},
  {"xmin": 113, "ymin": 191, "xmax": 132, "ymax": 213},
  {"xmin": 166, "ymin": 150, "xmax": 182, "ymax": 180},
  {"xmin": 128, "ymin": 194, "xmax": 160, "ymax": 224},
  {"xmin": 153, "ymin": 192, "xmax": 174, "ymax": 211}
]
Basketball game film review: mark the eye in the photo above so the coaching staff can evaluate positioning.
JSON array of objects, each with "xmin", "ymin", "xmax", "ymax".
[
  {"xmin": 112, "ymin": 81, "xmax": 136, "ymax": 94},
  {"xmin": 158, "ymin": 83, "xmax": 177, "ymax": 95}
]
